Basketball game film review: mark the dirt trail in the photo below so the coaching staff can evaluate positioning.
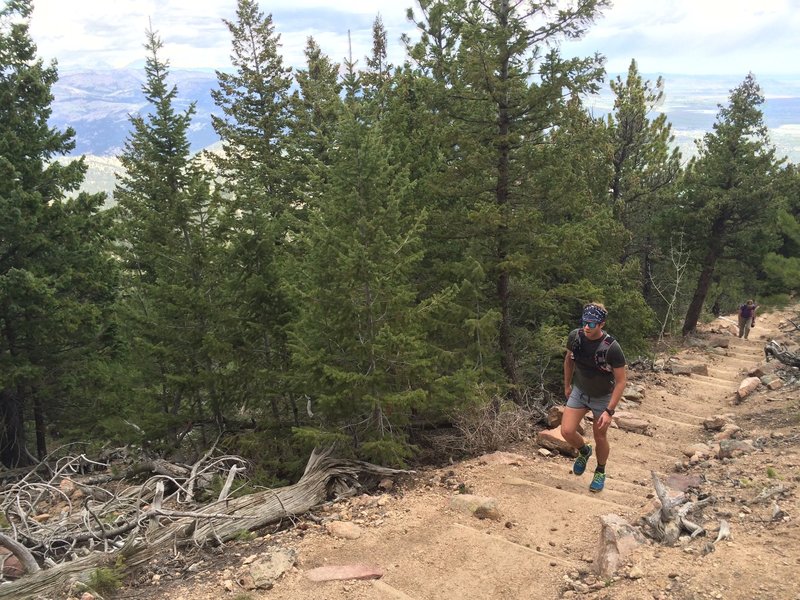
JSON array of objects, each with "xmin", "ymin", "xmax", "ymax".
[{"xmin": 151, "ymin": 308, "xmax": 800, "ymax": 600}]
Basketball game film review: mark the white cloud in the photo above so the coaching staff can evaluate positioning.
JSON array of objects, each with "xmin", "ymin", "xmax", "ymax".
[{"xmin": 26, "ymin": 0, "xmax": 800, "ymax": 76}]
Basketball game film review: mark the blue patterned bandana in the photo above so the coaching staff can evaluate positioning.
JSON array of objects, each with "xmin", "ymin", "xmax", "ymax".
[{"xmin": 582, "ymin": 305, "xmax": 607, "ymax": 324}]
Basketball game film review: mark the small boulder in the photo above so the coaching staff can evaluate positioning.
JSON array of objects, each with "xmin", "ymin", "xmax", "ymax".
[
  {"xmin": 670, "ymin": 364, "xmax": 693, "ymax": 376},
  {"xmin": 718, "ymin": 439, "xmax": 755, "ymax": 459},
  {"xmin": 537, "ymin": 428, "xmax": 579, "ymax": 457},
  {"xmin": 595, "ymin": 515, "xmax": 646, "ymax": 578},
  {"xmin": 546, "ymin": 407, "xmax": 585, "ymax": 434},
  {"xmin": 326, "ymin": 521, "xmax": 363, "ymax": 540},
  {"xmin": 737, "ymin": 377, "xmax": 761, "ymax": 400},
  {"xmin": 703, "ymin": 415, "xmax": 730, "ymax": 431},
  {"xmin": 689, "ymin": 363, "xmax": 709, "ymax": 376},
  {"xmin": 449, "ymin": 494, "xmax": 500, "ymax": 520}
]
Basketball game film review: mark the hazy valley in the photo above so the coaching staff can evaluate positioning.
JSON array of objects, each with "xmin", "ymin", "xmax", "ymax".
[{"xmin": 51, "ymin": 69, "xmax": 800, "ymax": 199}]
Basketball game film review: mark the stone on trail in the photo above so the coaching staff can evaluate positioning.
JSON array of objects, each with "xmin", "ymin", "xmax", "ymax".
[
  {"xmin": 670, "ymin": 363, "xmax": 693, "ymax": 376},
  {"xmin": 546, "ymin": 406, "xmax": 585, "ymax": 434},
  {"xmin": 326, "ymin": 521, "xmax": 363, "ymax": 540},
  {"xmin": 713, "ymin": 423, "xmax": 742, "ymax": 441},
  {"xmin": 595, "ymin": 514, "xmax": 646, "ymax": 579},
  {"xmin": 0, "ymin": 546, "xmax": 24, "ymax": 579},
  {"xmin": 613, "ymin": 415, "xmax": 651, "ymax": 435},
  {"xmin": 682, "ymin": 443, "xmax": 713, "ymax": 458},
  {"xmin": 306, "ymin": 564, "xmax": 384, "ymax": 582},
  {"xmin": 710, "ymin": 336, "xmax": 730, "ymax": 348},
  {"xmin": 449, "ymin": 494, "xmax": 501, "ymax": 520},
  {"xmin": 717, "ymin": 439, "xmax": 755, "ymax": 459},
  {"xmin": 622, "ymin": 388, "xmax": 643, "ymax": 402},
  {"xmin": 537, "ymin": 428, "xmax": 579, "ymax": 457},
  {"xmin": 246, "ymin": 548, "xmax": 297, "ymax": 589},
  {"xmin": 767, "ymin": 378, "xmax": 784, "ymax": 390},
  {"xmin": 703, "ymin": 415, "xmax": 730, "ymax": 431},
  {"xmin": 737, "ymin": 377, "xmax": 761, "ymax": 400},
  {"xmin": 689, "ymin": 363, "xmax": 709, "ymax": 376},
  {"xmin": 665, "ymin": 474, "xmax": 704, "ymax": 492}
]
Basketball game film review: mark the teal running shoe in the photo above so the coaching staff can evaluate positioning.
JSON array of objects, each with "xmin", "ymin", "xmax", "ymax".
[
  {"xmin": 572, "ymin": 445, "xmax": 592, "ymax": 476},
  {"xmin": 589, "ymin": 471, "xmax": 606, "ymax": 492}
]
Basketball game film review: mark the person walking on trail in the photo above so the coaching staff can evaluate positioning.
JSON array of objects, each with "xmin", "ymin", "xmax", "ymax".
[
  {"xmin": 561, "ymin": 303, "xmax": 627, "ymax": 493},
  {"xmin": 738, "ymin": 300, "xmax": 758, "ymax": 339}
]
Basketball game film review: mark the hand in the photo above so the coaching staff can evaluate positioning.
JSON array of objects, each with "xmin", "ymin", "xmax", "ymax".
[
  {"xmin": 751, "ymin": 320, "xmax": 756, "ymax": 328},
  {"xmin": 564, "ymin": 385, "xmax": 572, "ymax": 400},
  {"xmin": 596, "ymin": 411, "xmax": 613, "ymax": 430}
]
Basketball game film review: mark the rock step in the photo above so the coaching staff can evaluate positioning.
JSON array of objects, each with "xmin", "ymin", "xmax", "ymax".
[
  {"xmin": 678, "ymin": 375, "xmax": 735, "ymax": 390},
  {"xmin": 628, "ymin": 409, "xmax": 705, "ymax": 429},
  {"xmin": 633, "ymin": 405, "xmax": 705, "ymax": 425},
  {"xmin": 497, "ymin": 473, "xmax": 643, "ymax": 509}
]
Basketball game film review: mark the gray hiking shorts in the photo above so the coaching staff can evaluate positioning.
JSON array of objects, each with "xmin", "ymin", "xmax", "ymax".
[{"xmin": 566, "ymin": 386, "xmax": 612, "ymax": 419}]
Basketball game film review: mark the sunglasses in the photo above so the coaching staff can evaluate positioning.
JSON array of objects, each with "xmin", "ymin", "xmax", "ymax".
[{"xmin": 582, "ymin": 321, "xmax": 600, "ymax": 329}]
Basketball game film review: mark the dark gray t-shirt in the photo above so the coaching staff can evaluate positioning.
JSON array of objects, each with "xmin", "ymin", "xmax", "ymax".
[{"xmin": 566, "ymin": 329, "xmax": 626, "ymax": 397}]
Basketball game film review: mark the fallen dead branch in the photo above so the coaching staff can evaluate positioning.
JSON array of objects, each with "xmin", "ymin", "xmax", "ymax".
[
  {"xmin": 764, "ymin": 340, "xmax": 800, "ymax": 368},
  {"xmin": 0, "ymin": 447, "xmax": 407, "ymax": 599},
  {"xmin": 640, "ymin": 471, "xmax": 714, "ymax": 545}
]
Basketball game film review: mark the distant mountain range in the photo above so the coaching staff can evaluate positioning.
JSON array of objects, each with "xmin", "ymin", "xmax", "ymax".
[
  {"xmin": 52, "ymin": 69, "xmax": 220, "ymax": 157},
  {"xmin": 49, "ymin": 69, "xmax": 800, "ymax": 199}
]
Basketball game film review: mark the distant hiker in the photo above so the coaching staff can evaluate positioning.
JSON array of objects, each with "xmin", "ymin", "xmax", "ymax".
[
  {"xmin": 738, "ymin": 299, "xmax": 758, "ymax": 339},
  {"xmin": 561, "ymin": 303, "xmax": 627, "ymax": 493}
]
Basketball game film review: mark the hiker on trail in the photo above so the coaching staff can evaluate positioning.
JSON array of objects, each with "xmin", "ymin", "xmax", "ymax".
[
  {"xmin": 738, "ymin": 299, "xmax": 758, "ymax": 339},
  {"xmin": 561, "ymin": 303, "xmax": 627, "ymax": 493}
]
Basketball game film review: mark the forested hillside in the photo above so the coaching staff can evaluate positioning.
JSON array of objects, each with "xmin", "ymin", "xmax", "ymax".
[{"xmin": 1, "ymin": 0, "xmax": 798, "ymax": 479}]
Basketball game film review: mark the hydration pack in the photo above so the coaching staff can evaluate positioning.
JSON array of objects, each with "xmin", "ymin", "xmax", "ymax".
[{"xmin": 572, "ymin": 330, "xmax": 616, "ymax": 373}]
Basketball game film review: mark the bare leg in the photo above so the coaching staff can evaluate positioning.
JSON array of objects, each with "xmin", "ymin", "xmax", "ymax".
[
  {"xmin": 561, "ymin": 407, "xmax": 589, "ymax": 449},
  {"xmin": 593, "ymin": 418, "xmax": 610, "ymax": 466}
]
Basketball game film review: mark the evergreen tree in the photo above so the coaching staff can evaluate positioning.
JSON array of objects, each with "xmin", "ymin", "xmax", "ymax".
[
  {"xmin": 0, "ymin": 0, "xmax": 117, "ymax": 466},
  {"xmin": 408, "ymin": 0, "xmax": 611, "ymax": 398},
  {"xmin": 679, "ymin": 74, "xmax": 783, "ymax": 334},
  {"xmin": 606, "ymin": 60, "xmax": 682, "ymax": 296},
  {"xmin": 210, "ymin": 0, "xmax": 298, "ymax": 432},
  {"xmin": 288, "ymin": 37, "xmax": 343, "ymax": 202},
  {"xmin": 760, "ymin": 164, "xmax": 800, "ymax": 296},
  {"xmin": 288, "ymin": 107, "xmax": 432, "ymax": 465},
  {"xmin": 115, "ymin": 29, "xmax": 225, "ymax": 450}
]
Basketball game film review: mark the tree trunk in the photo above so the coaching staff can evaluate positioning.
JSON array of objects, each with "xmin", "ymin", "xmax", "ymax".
[
  {"xmin": 33, "ymin": 392, "xmax": 47, "ymax": 460},
  {"xmin": 682, "ymin": 218, "xmax": 724, "ymax": 335},
  {"xmin": 0, "ymin": 448, "xmax": 405, "ymax": 600},
  {"xmin": 0, "ymin": 388, "xmax": 32, "ymax": 469},
  {"xmin": 494, "ymin": 4, "xmax": 520, "ymax": 401}
]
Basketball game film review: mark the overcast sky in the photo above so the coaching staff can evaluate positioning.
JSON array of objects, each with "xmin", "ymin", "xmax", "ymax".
[{"xmin": 27, "ymin": 0, "xmax": 800, "ymax": 76}]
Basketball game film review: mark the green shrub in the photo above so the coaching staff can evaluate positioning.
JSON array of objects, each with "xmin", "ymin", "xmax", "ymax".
[{"xmin": 87, "ymin": 566, "xmax": 123, "ymax": 595}]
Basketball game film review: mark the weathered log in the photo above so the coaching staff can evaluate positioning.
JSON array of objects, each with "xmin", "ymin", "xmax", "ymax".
[
  {"xmin": 764, "ymin": 340, "xmax": 800, "ymax": 368},
  {"xmin": 641, "ymin": 471, "xmax": 713, "ymax": 545},
  {"xmin": 0, "ymin": 447, "xmax": 407, "ymax": 599}
]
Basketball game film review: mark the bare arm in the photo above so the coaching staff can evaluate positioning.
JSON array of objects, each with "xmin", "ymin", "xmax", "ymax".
[
  {"xmin": 608, "ymin": 365, "xmax": 627, "ymax": 411},
  {"xmin": 596, "ymin": 365, "xmax": 627, "ymax": 430},
  {"xmin": 563, "ymin": 350, "xmax": 575, "ymax": 398}
]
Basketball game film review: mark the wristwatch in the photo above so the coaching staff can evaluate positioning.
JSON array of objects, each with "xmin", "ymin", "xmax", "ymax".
[{"xmin": 604, "ymin": 408, "xmax": 615, "ymax": 416}]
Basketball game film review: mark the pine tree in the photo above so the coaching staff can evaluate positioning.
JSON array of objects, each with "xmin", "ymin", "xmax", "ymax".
[
  {"xmin": 606, "ymin": 60, "xmax": 682, "ymax": 297},
  {"xmin": 288, "ymin": 106, "xmax": 432, "ymax": 465},
  {"xmin": 408, "ymin": 0, "xmax": 611, "ymax": 398},
  {"xmin": 288, "ymin": 37, "xmax": 343, "ymax": 201},
  {"xmin": 679, "ymin": 74, "xmax": 783, "ymax": 334},
  {"xmin": 115, "ymin": 28, "xmax": 225, "ymax": 449},
  {"xmin": 0, "ymin": 0, "xmax": 117, "ymax": 466},
  {"xmin": 209, "ymin": 0, "xmax": 298, "ymax": 430}
]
